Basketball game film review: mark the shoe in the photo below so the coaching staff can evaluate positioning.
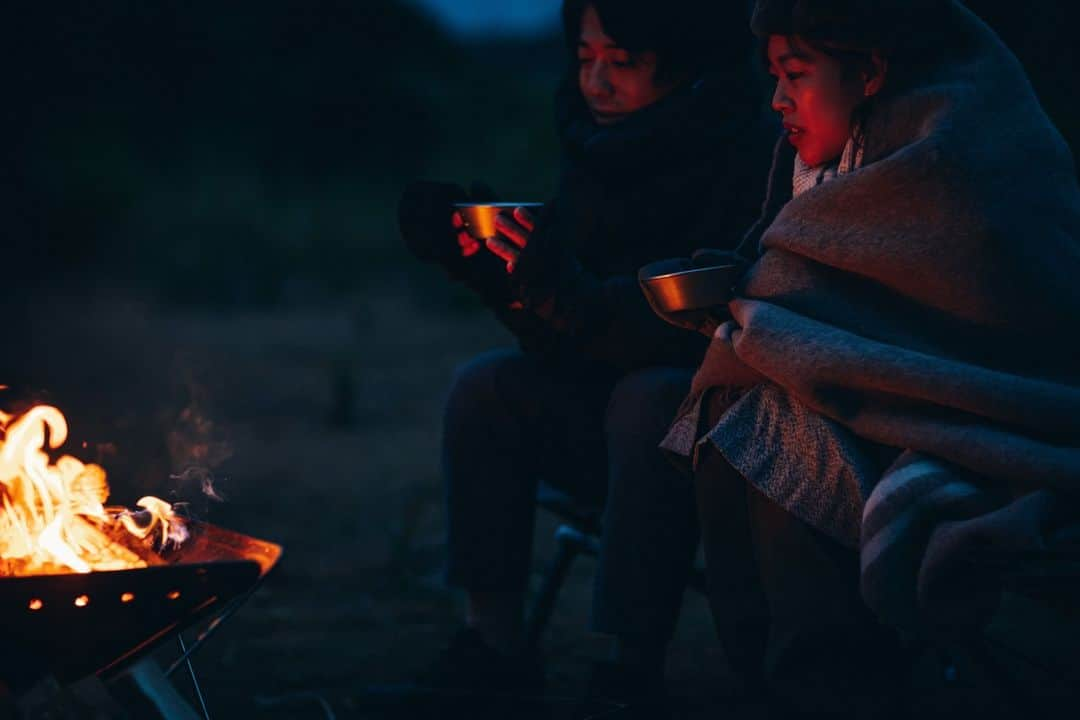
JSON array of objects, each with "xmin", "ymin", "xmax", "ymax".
[
  {"xmin": 357, "ymin": 627, "xmax": 545, "ymax": 717},
  {"xmin": 573, "ymin": 661, "xmax": 670, "ymax": 720},
  {"xmin": 413, "ymin": 627, "xmax": 544, "ymax": 696}
]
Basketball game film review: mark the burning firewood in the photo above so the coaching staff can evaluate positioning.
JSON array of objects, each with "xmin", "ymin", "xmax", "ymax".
[{"xmin": 0, "ymin": 403, "xmax": 185, "ymax": 576}]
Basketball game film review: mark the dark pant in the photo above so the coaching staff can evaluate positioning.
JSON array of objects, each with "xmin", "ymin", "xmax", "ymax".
[
  {"xmin": 694, "ymin": 396, "xmax": 906, "ymax": 716},
  {"xmin": 443, "ymin": 348, "xmax": 698, "ymax": 645}
]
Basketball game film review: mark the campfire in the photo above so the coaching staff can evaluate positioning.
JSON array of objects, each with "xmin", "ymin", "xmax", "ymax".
[
  {"xmin": 0, "ymin": 397, "xmax": 282, "ymax": 696},
  {"xmin": 0, "ymin": 404, "xmax": 186, "ymax": 578}
]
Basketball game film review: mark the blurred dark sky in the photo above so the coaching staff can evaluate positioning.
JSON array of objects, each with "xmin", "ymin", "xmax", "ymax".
[
  {"xmin": 4, "ymin": 0, "xmax": 564, "ymax": 305},
  {"xmin": 407, "ymin": 0, "xmax": 561, "ymax": 37}
]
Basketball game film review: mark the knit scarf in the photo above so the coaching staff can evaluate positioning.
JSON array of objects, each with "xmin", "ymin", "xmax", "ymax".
[{"xmin": 792, "ymin": 132, "xmax": 865, "ymax": 197}]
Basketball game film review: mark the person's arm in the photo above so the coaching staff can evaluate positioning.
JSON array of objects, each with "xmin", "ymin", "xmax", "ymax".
[
  {"xmin": 479, "ymin": 136, "xmax": 773, "ymax": 370},
  {"xmin": 549, "ymin": 267, "xmax": 712, "ymax": 370},
  {"xmin": 489, "ymin": 206, "xmax": 709, "ymax": 371}
]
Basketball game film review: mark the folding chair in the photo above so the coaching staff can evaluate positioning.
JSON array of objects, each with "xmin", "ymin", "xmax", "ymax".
[
  {"xmin": 524, "ymin": 483, "xmax": 707, "ymax": 650},
  {"xmin": 923, "ymin": 547, "xmax": 1080, "ymax": 715}
]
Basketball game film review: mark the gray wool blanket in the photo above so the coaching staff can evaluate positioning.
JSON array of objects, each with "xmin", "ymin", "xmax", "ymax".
[
  {"xmin": 667, "ymin": 2, "xmax": 1080, "ymax": 628},
  {"xmin": 862, "ymin": 451, "xmax": 1080, "ymax": 632}
]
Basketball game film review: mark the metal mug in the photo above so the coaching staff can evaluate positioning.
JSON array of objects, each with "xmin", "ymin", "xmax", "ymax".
[
  {"xmin": 640, "ymin": 263, "xmax": 738, "ymax": 313},
  {"xmin": 452, "ymin": 203, "xmax": 544, "ymax": 241}
]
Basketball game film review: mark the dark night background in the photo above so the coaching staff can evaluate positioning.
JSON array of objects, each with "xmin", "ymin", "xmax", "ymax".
[{"xmin": 1, "ymin": 1, "xmax": 1077, "ymax": 717}]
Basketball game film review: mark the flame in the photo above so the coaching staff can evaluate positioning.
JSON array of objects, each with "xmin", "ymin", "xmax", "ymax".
[{"xmin": 0, "ymin": 404, "xmax": 186, "ymax": 576}]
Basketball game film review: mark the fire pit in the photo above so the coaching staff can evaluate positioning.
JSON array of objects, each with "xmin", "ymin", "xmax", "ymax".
[
  {"xmin": 0, "ymin": 521, "xmax": 280, "ymax": 692},
  {"xmin": 0, "ymin": 401, "xmax": 283, "ymax": 697}
]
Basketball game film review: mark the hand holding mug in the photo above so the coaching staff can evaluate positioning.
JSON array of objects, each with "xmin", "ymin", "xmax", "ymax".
[
  {"xmin": 488, "ymin": 207, "xmax": 536, "ymax": 273},
  {"xmin": 451, "ymin": 203, "xmax": 544, "ymax": 274},
  {"xmin": 452, "ymin": 212, "xmax": 482, "ymax": 258}
]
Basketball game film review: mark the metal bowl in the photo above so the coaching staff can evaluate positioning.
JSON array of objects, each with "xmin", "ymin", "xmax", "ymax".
[
  {"xmin": 452, "ymin": 202, "xmax": 544, "ymax": 241},
  {"xmin": 640, "ymin": 263, "xmax": 737, "ymax": 313}
]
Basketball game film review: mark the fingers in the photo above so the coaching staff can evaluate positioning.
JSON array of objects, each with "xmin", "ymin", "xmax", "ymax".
[
  {"xmin": 451, "ymin": 212, "xmax": 483, "ymax": 257},
  {"xmin": 512, "ymin": 207, "xmax": 536, "ymax": 232},
  {"xmin": 485, "ymin": 237, "xmax": 520, "ymax": 273},
  {"xmin": 494, "ymin": 214, "xmax": 529, "ymax": 249},
  {"xmin": 457, "ymin": 231, "xmax": 481, "ymax": 258}
]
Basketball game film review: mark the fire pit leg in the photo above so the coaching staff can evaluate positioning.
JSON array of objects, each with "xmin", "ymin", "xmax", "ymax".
[
  {"xmin": 165, "ymin": 590, "xmax": 254, "ymax": 678},
  {"xmin": 161, "ymin": 586, "xmax": 260, "ymax": 719},
  {"xmin": 177, "ymin": 634, "xmax": 212, "ymax": 720}
]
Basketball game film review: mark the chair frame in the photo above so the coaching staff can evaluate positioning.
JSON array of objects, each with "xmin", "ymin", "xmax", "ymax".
[{"xmin": 525, "ymin": 484, "xmax": 706, "ymax": 650}]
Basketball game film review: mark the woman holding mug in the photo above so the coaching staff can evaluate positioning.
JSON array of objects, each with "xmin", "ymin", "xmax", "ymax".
[
  {"xmin": 654, "ymin": 0, "xmax": 1080, "ymax": 714},
  {"xmin": 397, "ymin": 0, "xmax": 771, "ymax": 713}
]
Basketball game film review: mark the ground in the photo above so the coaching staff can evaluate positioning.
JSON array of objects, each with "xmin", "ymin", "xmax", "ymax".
[
  {"xmin": 11, "ymin": 284, "xmax": 744, "ymax": 719},
  {"xmin": 10, "ymin": 284, "xmax": 1072, "ymax": 719}
]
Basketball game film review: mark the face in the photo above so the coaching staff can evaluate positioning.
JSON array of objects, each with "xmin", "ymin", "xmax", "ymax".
[
  {"xmin": 577, "ymin": 4, "xmax": 675, "ymax": 126},
  {"xmin": 766, "ymin": 35, "xmax": 885, "ymax": 167}
]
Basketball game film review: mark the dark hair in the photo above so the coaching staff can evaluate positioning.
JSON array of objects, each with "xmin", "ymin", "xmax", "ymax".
[
  {"xmin": 751, "ymin": 0, "xmax": 949, "ymax": 57},
  {"xmin": 760, "ymin": 27, "xmax": 950, "ymax": 155},
  {"xmin": 754, "ymin": 0, "xmax": 952, "ymax": 146},
  {"xmin": 561, "ymin": 0, "xmax": 755, "ymax": 85},
  {"xmin": 825, "ymin": 46, "xmax": 884, "ymax": 150}
]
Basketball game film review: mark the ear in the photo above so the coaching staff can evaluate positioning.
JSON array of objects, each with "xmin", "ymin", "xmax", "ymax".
[{"xmin": 862, "ymin": 50, "xmax": 888, "ymax": 98}]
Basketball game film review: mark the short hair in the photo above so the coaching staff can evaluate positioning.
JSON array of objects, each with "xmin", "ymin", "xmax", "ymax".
[
  {"xmin": 561, "ymin": 0, "xmax": 755, "ymax": 83},
  {"xmin": 750, "ymin": 0, "xmax": 948, "ymax": 54}
]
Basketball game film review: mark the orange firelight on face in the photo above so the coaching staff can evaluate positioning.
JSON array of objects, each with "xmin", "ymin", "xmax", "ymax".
[{"xmin": 0, "ymin": 403, "xmax": 187, "ymax": 577}]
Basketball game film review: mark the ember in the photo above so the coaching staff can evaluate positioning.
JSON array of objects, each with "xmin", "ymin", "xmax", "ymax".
[{"xmin": 0, "ymin": 403, "xmax": 185, "ymax": 576}]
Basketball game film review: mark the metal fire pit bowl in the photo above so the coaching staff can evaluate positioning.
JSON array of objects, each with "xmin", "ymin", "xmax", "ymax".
[{"xmin": 0, "ymin": 522, "xmax": 282, "ymax": 692}]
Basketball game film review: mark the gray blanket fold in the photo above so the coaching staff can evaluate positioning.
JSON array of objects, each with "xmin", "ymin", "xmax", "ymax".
[
  {"xmin": 681, "ymin": 2, "xmax": 1080, "ymax": 627},
  {"xmin": 863, "ymin": 452, "xmax": 1080, "ymax": 631}
]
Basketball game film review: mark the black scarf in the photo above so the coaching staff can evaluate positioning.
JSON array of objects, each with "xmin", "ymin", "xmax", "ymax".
[{"xmin": 548, "ymin": 66, "xmax": 771, "ymax": 276}]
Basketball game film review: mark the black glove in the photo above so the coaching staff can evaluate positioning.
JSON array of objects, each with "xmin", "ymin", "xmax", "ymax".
[
  {"xmin": 397, "ymin": 180, "xmax": 468, "ymax": 266},
  {"xmin": 398, "ymin": 179, "xmax": 516, "ymax": 307},
  {"xmin": 465, "ymin": 180, "xmax": 499, "ymax": 204},
  {"xmin": 507, "ymin": 201, "xmax": 576, "ymax": 310}
]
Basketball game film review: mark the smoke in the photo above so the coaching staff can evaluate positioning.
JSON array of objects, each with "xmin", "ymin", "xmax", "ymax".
[
  {"xmin": 170, "ymin": 465, "xmax": 227, "ymax": 503},
  {"xmin": 166, "ymin": 369, "xmax": 233, "ymax": 510}
]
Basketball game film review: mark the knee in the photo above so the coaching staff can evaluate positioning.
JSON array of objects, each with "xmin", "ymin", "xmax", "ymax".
[
  {"xmin": 444, "ymin": 348, "xmax": 527, "ymax": 427},
  {"xmin": 604, "ymin": 367, "xmax": 692, "ymax": 443}
]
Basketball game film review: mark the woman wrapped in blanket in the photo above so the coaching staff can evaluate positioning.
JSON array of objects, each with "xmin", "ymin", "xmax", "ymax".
[{"xmin": 650, "ymin": 0, "xmax": 1080, "ymax": 715}]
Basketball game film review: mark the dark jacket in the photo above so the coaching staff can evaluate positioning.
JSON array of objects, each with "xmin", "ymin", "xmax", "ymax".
[{"xmin": 496, "ymin": 68, "xmax": 773, "ymax": 375}]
